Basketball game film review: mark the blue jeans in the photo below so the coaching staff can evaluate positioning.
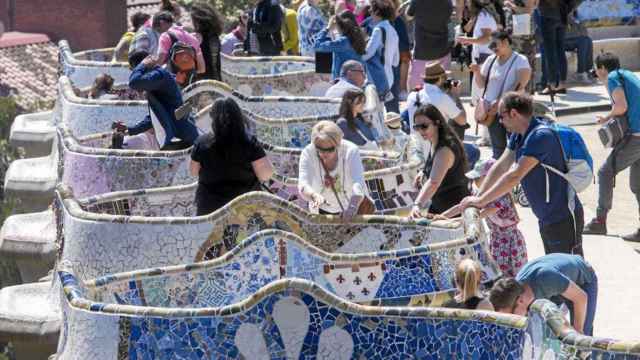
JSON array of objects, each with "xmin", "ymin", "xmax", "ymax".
[
  {"xmin": 564, "ymin": 36, "xmax": 594, "ymax": 74},
  {"xmin": 540, "ymin": 16, "xmax": 568, "ymax": 86},
  {"xmin": 385, "ymin": 66, "xmax": 401, "ymax": 113},
  {"xmin": 464, "ymin": 142, "xmax": 480, "ymax": 171},
  {"xmin": 489, "ymin": 118, "xmax": 508, "ymax": 159}
]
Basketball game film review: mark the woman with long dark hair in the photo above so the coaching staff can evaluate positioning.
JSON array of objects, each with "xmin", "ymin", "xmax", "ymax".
[
  {"xmin": 336, "ymin": 89, "xmax": 379, "ymax": 149},
  {"xmin": 190, "ymin": 2, "xmax": 224, "ymax": 81},
  {"xmin": 409, "ymin": 104, "xmax": 470, "ymax": 217},
  {"xmin": 313, "ymin": 10, "xmax": 366, "ymax": 80},
  {"xmin": 190, "ymin": 98, "xmax": 274, "ymax": 215}
]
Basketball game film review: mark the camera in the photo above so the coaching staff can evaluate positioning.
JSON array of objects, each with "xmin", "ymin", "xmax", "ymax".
[
  {"xmin": 588, "ymin": 69, "xmax": 598, "ymax": 79},
  {"xmin": 443, "ymin": 78, "xmax": 461, "ymax": 90}
]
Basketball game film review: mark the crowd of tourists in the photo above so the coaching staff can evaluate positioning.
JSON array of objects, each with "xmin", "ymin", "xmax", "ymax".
[{"xmin": 100, "ymin": 0, "xmax": 640, "ymax": 339}]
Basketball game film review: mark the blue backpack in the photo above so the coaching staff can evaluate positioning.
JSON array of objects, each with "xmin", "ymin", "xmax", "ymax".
[{"xmin": 528, "ymin": 119, "xmax": 594, "ymax": 198}]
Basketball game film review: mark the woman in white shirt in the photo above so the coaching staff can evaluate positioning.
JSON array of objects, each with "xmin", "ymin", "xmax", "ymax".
[
  {"xmin": 298, "ymin": 120, "xmax": 369, "ymax": 220},
  {"xmin": 457, "ymin": 0, "xmax": 498, "ymax": 103}
]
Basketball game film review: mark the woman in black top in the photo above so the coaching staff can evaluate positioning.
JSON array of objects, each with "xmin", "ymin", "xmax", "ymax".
[
  {"xmin": 190, "ymin": 98, "xmax": 274, "ymax": 215},
  {"xmin": 190, "ymin": 2, "xmax": 224, "ymax": 81},
  {"xmin": 335, "ymin": 89, "xmax": 379, "ymax": 148},
  {"xmin": 444, "ymin": 259, "xmax": 494, "ymax": 310},
  {"xmin": 409, "ymin": 104, "xmax": 470, "ymax": 217}
]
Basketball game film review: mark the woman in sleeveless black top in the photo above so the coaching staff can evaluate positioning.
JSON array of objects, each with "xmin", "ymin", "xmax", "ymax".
[{"xmin": 409, "ymin": 104, "xmax": 470, "ymax": 218}]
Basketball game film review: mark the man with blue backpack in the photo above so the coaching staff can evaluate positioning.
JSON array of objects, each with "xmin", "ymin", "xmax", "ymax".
[{"xmin": 461, "ymin": 92, "xmax": 593, "ymax": 256}]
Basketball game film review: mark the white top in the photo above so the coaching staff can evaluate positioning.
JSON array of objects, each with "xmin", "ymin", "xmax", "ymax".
[
  {"xmin": 325, "ymin": 79, "xmax": 361, "ymax": 98},
  {"xmin": 480, "ymin": 52, "xmax": 531, "ymax": 102},
  {"xmin": 298, "ymin": 140, "xmax": 367, "ymax": 213},
  {"xmin": 472, "ymin": 10, "xmax": 498, "ymax": 62},
  {"xmin": 405, "ymin": 83, "xmax": 463, "ymax": 129},
  {"xmin": 362, "ymin": 20, "xmax": 400, "ymax": 89}
]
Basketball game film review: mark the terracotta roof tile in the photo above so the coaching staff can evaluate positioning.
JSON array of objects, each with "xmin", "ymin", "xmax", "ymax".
[{"xmin": 0, "ymin": 34, "xmax": 58, "ymax": 110}]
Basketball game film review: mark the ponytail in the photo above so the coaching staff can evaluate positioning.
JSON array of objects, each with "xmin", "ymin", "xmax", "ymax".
[{"xmin": 454, "ymin": 259, "xmax": 482, "ymax": 303}]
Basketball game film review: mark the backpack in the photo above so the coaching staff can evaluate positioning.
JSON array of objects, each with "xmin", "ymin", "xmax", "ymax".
[
  {"xmin": 528, "ymin": 119, "xmax": 594, "ymax": 198},
  {"xmin": 167, "ymin": 32, "xmax": 197, "ymax": 87}
]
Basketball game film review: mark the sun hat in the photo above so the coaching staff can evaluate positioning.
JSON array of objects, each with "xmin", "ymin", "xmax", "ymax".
[
  {"xmin": 465, "ymin": 158, "xmax": 496, "ymax": 179},
  {"xmin": 422, "ymin": 62, "xmax": 451, "ymax": 80}
]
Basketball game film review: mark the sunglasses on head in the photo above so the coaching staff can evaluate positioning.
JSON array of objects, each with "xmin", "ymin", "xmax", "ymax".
[
  {"xmin": 412, "ymin": 123, "xmax": 431, "ymax": 131},
  {"xmin": 315, "ymin": 144, "xmax": 337, "ymax": 153}
]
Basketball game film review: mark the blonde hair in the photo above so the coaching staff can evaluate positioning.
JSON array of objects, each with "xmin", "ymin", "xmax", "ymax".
[
  {"xmin": 454, "ymin": 259, "xmax": 483, "ymax": 303},
  {"xmin": 311, "ymin": 120, "xmax": 344, "ymax": 147}
]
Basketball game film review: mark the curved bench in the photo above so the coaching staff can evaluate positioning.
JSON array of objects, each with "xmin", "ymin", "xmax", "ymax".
[
  {"xmin": 55, "ymin": 273, "xmax": 523, "ymax": 359},
  {"xmin": 59, "ymin": 189, "xmax": 478, "ymax": 283},
  {"xmin": 58, "ymin": 40, "xmax": 131, "ymax": 89},
  {"xmin": 81, "ymin": 227, "xmax": 496, "ymax": 306},
  {"xmin": 189, "ymin": 80, "xmax": 402, "ymax": 151},
  {"xmin": 525, "ymin": 299, "xmax": 640, "ymax": 359},
  {"xmin": 0, "ymin": 196, "xmax": 493, "ymax": 359},
  {"xmin": 221, "ymin": 53, "xmax": 332, "ymax": 97}
]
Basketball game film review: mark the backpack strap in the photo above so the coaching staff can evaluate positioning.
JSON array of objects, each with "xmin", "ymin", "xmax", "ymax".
[{"xmin": 379, "ymin": 26, "xmax": 386, "ymax": 66}]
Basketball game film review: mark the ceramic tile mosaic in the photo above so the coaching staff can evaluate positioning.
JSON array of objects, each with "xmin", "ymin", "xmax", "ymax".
[
  {"xmin": 576, "ymin": 0, "xmax": 640, "ymax": 25},
  {"xmin": 57, "ymin": 271, "xmax": 527, "ymax": 360},
  {"xmin": 87, "ymin": 229, "xmax": 498, "ymax": 306},
  {"xmin": 58, "ymin": 40, "xmax": 131, "ymax": 89},
  {"xmin": 220, "ymin": 54, "xmax": 332, "ymax": 97},
  {"xmin": 524, "ymin": 300, "xmax": 640, "ymax": 360},
  {"xmin": 59, "ymin": 188, "xmax": 479, "ymax": 284}
]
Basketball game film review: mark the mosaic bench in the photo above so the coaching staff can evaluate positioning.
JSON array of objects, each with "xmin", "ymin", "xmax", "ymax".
[
  {"xmin": 54, "ymin": 273, "xmax": 640, "ymax": 360},
  {"xmin": 57, "ymin": 188, "xmax": 481, "ymax": 283},
  {"xmin": 56, "ymin": 272, "xmax": 524, "ymax": 359},
  {"xmin": 58, "ymin": 40, "xmax": 131, "ymax": 89},
  {"xmin": 220, "ymin": 53, "xmax": 332, "ymax": 97},
  {"xmin": 0, "ymin": 192, "xmax": 491, "ymax": 359},
  {"xmin": 186, "ymin": 80, "xmax": 402, "ymax": 150},
  {"xmin": 1, "ymin": 133, "xmax": 418, "ymax": 285},
  {"xmin": 65, "ymin": 226, "xmax": 497, "ymax": 306}
]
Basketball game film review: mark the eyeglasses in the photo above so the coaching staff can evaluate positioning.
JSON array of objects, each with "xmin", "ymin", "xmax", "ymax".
[
  {"xmin": 412, "ymin": 123, "xmax": 432, "ymax": 131},
  {"xmin": 348, "ymin": 68, "xmax": 365, "ymax": 74},
  {"xmin": 315, "ymin": 144, "xmax": 337, "ymax": 153}
]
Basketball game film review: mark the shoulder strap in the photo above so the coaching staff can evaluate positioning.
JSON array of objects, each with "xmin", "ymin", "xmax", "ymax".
[
  {"xmin": 380, "ymin": 26, "xmax": 387, "ymax": 66},
  {"xmin": 497, "ymin": 54, "xmax": 519, "ymax": 97},
  {"xmin": 167, "ymin": 31, "xmax": 179, "ymax": 47},
  {"xmin": 318, "ymin": 153, "xmax": 345, "ymax": 212},
  {"xmin": 481, "ymin": 56, "xmax": 497, "ymax": 99}
]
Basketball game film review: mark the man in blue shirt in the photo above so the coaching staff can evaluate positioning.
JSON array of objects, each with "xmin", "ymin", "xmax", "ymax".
[
  {"xmin": 583, "ymin": 52, "xmax": 640, "ymax": 242},
  {"xmin": 125, "ymin": 50, "xmax": 199, "ymax": 150},
  {"xmin": 490, "ymin": 254, "xmax": 598, "ymax": 335},
  {"xmin": 460, "ymin": 92, "xmax": 584, "ymax": 256}
]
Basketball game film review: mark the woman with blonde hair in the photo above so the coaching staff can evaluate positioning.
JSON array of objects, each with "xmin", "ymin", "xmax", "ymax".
[
  {"xmin": 298, "ymin": 120, "xmax": 371, "ymax": 220},
  {"xmin": 445, "ymin": 258, "xmax": 494, "ymax": 310}
]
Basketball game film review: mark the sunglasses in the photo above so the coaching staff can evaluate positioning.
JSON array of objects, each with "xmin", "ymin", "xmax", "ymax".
[
  {"xmin": 412, "ymin": 123, "xmax": 432, "ymax": 131},
  {"xmin": 315, "ymin": 145, "xmax": 337, "ymax": 153},
  {"xmin": 489, "ymin": 41, "xmax": 499, "ymax": 51}
]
